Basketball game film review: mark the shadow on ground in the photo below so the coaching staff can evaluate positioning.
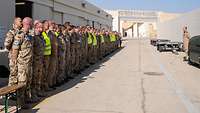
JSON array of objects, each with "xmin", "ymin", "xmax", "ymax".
[{"xmin": 0, "ymin": 47, "xmax": 125, "ymax": 113}]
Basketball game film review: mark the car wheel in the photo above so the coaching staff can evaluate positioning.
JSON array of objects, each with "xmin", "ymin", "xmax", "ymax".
[
  {"xmin": 157, "ymin": 46, "xmax": 159, "ymax": 51},
  {"xmin": 188, "ymin": 51, "xmax": 192, "ymax": 65},
  {"xmin": 158, "ymin": 46, "xmax": 164, "ymax": 52}
]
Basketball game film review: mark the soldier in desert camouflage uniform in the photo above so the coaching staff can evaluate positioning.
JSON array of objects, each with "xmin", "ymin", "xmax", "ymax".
[
  {"xmin": 12, "ymin": 17, "xmax": 33, "ymax": 109},
  {"xmin": 5, "ymin": 17, "xmax": 22, "ymax": 86},
  {"xmin": 56, "ymin": 25, "xmax": 66, "ymax": 85},
  {"xmin": 31, "ymin": 21, "xmax": 45, "ymax": 102}
]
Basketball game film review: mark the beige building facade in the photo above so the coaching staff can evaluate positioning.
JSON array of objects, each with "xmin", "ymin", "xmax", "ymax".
[
  {"xmin": 0, "ymin": 0, "xmax": 113, "ymax": 48},
  {"xmin": 106, "ymin": 10, "xmax": 158, "ymax": 38}
]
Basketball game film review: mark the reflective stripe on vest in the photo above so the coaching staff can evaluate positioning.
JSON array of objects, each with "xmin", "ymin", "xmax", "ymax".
[
  {"xmin": 100, "ymin": 34, "xmax": 105, "ymax": 43},
  {"xmin": 88, "ymin": 33, "xmax": 93, "ymax": 44},
  {"xmin": 42, "ymin": 32, "xmax": 51, "ymax": 56},
  {"xmin": 92, "ymin": 33, "xmax": 97, "ymax": 46}
]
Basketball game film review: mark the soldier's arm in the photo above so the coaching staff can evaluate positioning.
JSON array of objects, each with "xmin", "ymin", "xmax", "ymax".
[
  {"xmin": 4, "ymin": 31, "xmax": 14, "ymax": 50},
  {"xmin": 12, "ymin": 33, "xmax": 23, "ymax": 63}
]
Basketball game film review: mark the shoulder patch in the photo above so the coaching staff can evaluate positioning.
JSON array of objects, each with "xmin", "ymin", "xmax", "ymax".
[
  {"xmin": 13, "ymin": 40, "xmax": 20, "ymax": 46},
  {"xmin": 25, "ymin": 35, "xmax": 32, "ymax": 41}
]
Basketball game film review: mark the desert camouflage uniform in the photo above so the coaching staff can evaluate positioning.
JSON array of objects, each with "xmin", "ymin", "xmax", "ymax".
[
  {"xmin": 12, "ymin": 29, "xmax": 33, "ymax": 107},
  {"xmin": 74, "ymin": 33, "xmax": 81, "ymax": 73},
  {"xmin": 64, "ymin": 32, "xmax": 71, "ymax": 79},
  {"xmin": 32, "ymin": 34, "xmax": 45, "ymax": 98},
  {"xmin": 48, "ymin": 31, "xmax": 58, "ymax": 87},
  {"xmin": 4, "ymin": 28, "xmax": 20, "ymax": 86},
  {"xmin": 57, "ymin": 32, "xmax": 66, "ymax": 84},
  {"xmin": 70, "ymin": 32, "xmax": 76, "ymax": 75},
  {"xmin": 42, "ymin": 31, "xmax": 51, "ymax": 91}
]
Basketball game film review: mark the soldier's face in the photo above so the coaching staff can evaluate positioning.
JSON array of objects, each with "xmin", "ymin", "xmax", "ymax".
[
  {"xmin": 37, "ymin": 23, "xmax": 43, "ymax": 33},
  {"xmin": 23, "ymin": 23, "xmax": 31, "ymax": 32},
  {"xmin": 43, "ymin": 22, "xmax": 49, "ymax": 30},
  {"xmin": 15, "ymin": 18, "xmax": 22, "ymax": 28},
  {"xmin": 35, "ymin": 23, "xmax": 43, "ymax": 35}
]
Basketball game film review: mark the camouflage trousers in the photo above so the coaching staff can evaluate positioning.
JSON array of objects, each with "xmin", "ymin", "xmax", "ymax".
[
  {"xmin": 100, "ymin": 43, "xmax": 105, "ymax": 58},
  {"xmin": 17, "ymin": 63, "xmax": 32, "ymax": 106},
  {"xmin": 75, "ymin": 44, "xmax": 81, "ymax": 72},
  {"xmin": 48, "ymin": 55, "xmax": 58, "ymax": 87},
  {"xmin": 57, "ymin": 53, "xmax": 66, "ymax": 84},
  {"xmin": 184, "ymin": 49, "xmax": 189, "ymax": 60},
  {"xmin": 87, "ymin": 44, "xmax": 93, "ymax": 64},
  {"xmin": 84, "ymin": 45, "xmax": 89, "ymax": 66},
  {"xmin": 80, "ymin": 46, "xmax": 86, "ymax": 70},
  {"xmin": 92, "ymin": 46, "xmax": 98, "ymax": 63},
  {"xmin": 43, "ymin": 56, "xmax": 50, "ymax": 90},
  {"xmin": 8, "ymin": 58, "xmax": 18, "ymax": 86},
  {"xmin": 105, "ymin": 43, "xmax": 109, "ymax": 55},
  {"xmin": 71, "ymin": 44, "xmax": 76, "ymax": 73},
  {"xmin": 97, "ymin": 45, "xmax": 101, "ymax": 60},
  {"xmin": 32, "ymin": 59, "xmax": 43, "ymax": 95},
  {"xmin": 65, "ymin": 46, "xmax": 71, "ymax": 78}
]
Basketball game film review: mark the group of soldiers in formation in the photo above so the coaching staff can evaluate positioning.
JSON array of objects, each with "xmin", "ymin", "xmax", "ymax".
[{"xmin": 4, "ymin": 17, "xmax": 122, "ymax": 109}]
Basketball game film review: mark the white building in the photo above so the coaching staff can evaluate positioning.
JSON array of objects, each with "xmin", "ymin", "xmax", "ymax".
[
  {"xmin": 107, "ymin": 8, "xmax": 200, "ymax": 41},
  {"xmin": 106, "ymin": 10, "xmax": 158, "ymax": 38},
  {"xmin": 0, "ymin": 0, "xmax": 113, "ymax": 48}
]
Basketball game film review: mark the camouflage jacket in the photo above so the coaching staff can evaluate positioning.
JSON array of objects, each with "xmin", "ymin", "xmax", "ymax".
[
  {"xmin": 33, "ymin": 34, "xmax": 45, "ymax": 61},
  {"xmin": 4, "ymin": 28, "xmax": 20, "ymax": 51},
  {"xmin": 48, "ymin": 31, "xmax": 58, "ymax": 57},
  {"xmin": 57, "ymin": 33, "xmax": 66, "ymax": 56},
  {"xmin": 12, "ymin": 30, "xmax": 33, "ymax": 65}
]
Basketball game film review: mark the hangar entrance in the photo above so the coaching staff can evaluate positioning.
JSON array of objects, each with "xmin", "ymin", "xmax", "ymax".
[
  {"xmin": 16, "ymin": 0, "xmax": 33, "ymax": 19},
  {"xmin": 121, "ymin": 21, "xmax": 157, "ymax": 38}
]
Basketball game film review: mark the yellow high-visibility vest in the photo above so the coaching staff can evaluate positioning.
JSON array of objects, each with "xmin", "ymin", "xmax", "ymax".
[
  {"xmin": 113, "ymin": 34, "xmax": 116, "ymax": 42},
  {"xmin": 55, "ymin": 32, "xmax": 59, "ymax": 37},
  {"xmin": 109, "ymin": 34, "xmax": 112, "ymax": 42},
  {"xmin": 92, "ymin": 33, "xmax": 97, "ymax": 46},
  {"xmin": 100, "ymin": 34, "xmax": 105, "ymax": 43},
  {"xmin": 88, "ymin": 33, "xmax": 93, "ymax": 44},
  {"xmin": 110, "ymin": 34, "xmax": 116, "ymax": 42},
  {"xmin": 42, "ymin": 32, "xmax": 51, "ymax": 56}
]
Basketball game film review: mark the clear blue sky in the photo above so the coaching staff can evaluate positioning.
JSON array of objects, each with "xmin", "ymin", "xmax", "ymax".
[{"xmin": 86, "ymin": 0, "xmax": 200, "ymax": 13}]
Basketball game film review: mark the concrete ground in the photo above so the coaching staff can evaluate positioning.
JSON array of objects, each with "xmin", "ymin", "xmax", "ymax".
[{"xmin": 1, "ymin": 39, "xmax": 200, "ymax": 113}]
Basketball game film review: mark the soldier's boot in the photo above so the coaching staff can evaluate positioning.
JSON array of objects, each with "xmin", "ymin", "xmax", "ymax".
[
  {"xmin": 44, "ymin": 83, "xmax": 54, "ymax": 92},
  {"xmin": 31, "ymin": 95, "xmax": 40, "ymax": 103},
  {"xmin": 55, "ymin": 77, "xmax": 62, "ymax": 87},
  {"xmin": 45, "ymin": 87, "xmax": 54, "ymax": 92},
  {"xmin": 37, "ymin": 91, "xmax": 46, "ymax": 97},
  {"xmin": 21, "ymin": 104, "xmax": 31, "ymax": 109}
]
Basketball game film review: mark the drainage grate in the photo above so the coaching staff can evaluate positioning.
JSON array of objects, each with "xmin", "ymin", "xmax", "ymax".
[{"xmin": 143, "ymin": 72, "xmax": 164, "ymax": 76}]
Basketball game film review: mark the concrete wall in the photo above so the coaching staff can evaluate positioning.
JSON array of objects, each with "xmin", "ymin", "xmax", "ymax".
[
  {"xmin": 106, "ymin": 10, "xmax": 119, "ymax": 31},
  {"xmin": 0, "ymin": 0, "xmax": 15, "ymax": 48},
  {"xmin": 157, "ymin": 9, "xmax": 200, "ymax": 42},
  {"xmin": 29, "ymin": 0, "xmax": 112, "ymax": 29},
  {"xmin": 32, "ymin": 2, "xmax": 53, "ymax": 21},
  {"xmin": 106, "ymin": 10, "xmax": 158, "ymax": 37},
  {"xmin": 0, "ymin": 0, "xmax": 113, "ymax": 48}
]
